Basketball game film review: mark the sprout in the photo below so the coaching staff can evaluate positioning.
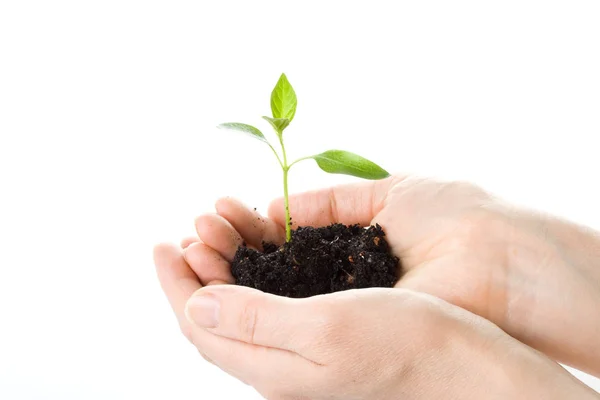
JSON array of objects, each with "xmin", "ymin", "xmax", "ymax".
[{"xmin": 218, "ymin": 73, "xmax": 390, "ymax": 242}]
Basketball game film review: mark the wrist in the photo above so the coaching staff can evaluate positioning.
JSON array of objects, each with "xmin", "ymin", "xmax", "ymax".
[
  {"xmin": 405, "ymin": 318, "xmax": 598, "ymax": 399},
  {"xmin": 488, "ymin": 332, "xmax": 600, "ymax": 399},
  {"xmin": 504, "ymin": 210, "xmax": 600, "ymax": 376},
  {"xmin": 545, "ymin": 217, "xmax": 600, "ymax": 291}
]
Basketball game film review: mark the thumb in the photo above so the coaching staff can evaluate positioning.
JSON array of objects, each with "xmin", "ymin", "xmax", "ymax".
[
  {"xmin": 184, "ymin": 285, "xmax": 312, "ymax": 352},
  {"xmin": 267, "ymin": 175, "xmax": 401, "ymax": 228}
]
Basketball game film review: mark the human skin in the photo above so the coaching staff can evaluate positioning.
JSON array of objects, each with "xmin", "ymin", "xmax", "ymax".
[
  {"xmin": 175, "ymin": 175, "xmax": 600, "ymax": 377},
  {"xmin": 154, "ymin": 174, "xmax": 600, "ymax": 396},
  {"xmin": 154, "ymin": 245, "xmax": 599, "ymax": 399}
]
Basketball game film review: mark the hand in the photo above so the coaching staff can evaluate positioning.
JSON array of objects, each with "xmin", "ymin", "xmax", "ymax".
[
  {"xmin": 153, "ymin": 247, "xmax": 598, "ymax": 399},
  {"xmin": 179, "ymin": 175, "xmax": 600, "ymax": 376}
]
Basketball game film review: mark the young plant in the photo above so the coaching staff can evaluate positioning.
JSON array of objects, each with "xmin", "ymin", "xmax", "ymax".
[{"xmin": 218, "ymin": 73, "xmax": 390, "ymax": 242}]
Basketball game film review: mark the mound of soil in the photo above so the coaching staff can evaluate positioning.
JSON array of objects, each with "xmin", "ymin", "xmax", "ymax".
[{"xmin": 231, "ymin": 223, "xmax": 400, "ymax": 298}]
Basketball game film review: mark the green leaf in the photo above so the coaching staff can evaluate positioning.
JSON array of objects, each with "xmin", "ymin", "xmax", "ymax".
[
  {"xmin": 217, "ymin": 123, "xmax": 267, "ymax": 143},
  {"xmin": 262, "ymin": 116, "xmax": 290, "ymax": 134},
  {"xmin": 270, "ymin": 73, "xmax": 297, "ymax": 122},
  {"xmin": 310, "ymin": 150, "xmax": 390, "ymax": 180}
]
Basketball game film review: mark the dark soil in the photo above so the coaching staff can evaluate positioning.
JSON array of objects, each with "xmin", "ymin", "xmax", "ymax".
[{"xmin": 231, "ymin": 224, "xmax": 400, "ymax": 298}]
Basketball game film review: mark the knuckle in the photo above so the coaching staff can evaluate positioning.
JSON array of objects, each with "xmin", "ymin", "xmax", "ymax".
[
  {"xmin": 327, "ymin": 187, "xmax": 340, "ymax": 223},
  {"xmin": 307, "ymin": 300, "xmax": 348, "ymax": 349},
  {"xmin": 179, "ymin": 322, "xmax": 195, "ymax": 343},
  {"xmin": 239, "ymin": 301, "xmax": 259, "ymax": 344},
  {"xmin": 197, "ymin": 349, "xmax": 214, "ymax": 365}
]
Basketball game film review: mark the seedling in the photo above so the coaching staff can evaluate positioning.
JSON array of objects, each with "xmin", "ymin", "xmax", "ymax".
[{"xmin": 219, "ymin": 73, "xmax": 390, "ymax": 242}]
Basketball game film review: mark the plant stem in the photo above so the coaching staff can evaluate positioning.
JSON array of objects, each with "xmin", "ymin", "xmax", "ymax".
[
  {"xmin": 278, "ymin": 135, "xmax": 292, "ymax": 242},
  {"xmin": 267, "ymin": 143, "xmax": 284, "ymax": 169},
  {"xmin": 288, "ymin": 155, "xmax": 313, "ymax": 169},
  {"xmin": 283, "ymin": 166, "xmax": 291, "ymax": 241}
]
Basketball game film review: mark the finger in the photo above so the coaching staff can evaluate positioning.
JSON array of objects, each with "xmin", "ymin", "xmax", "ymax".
[
  {"xmin": 183, "ymin": 242, "xmax": 235, "ymax": 285},
  {"xmin": 215, "ymin": 197, "xmax": 285, "ymax": 249},
  {"xmin": 195, "ymin": 213, "xmax": 243, "ymax": 262},
  {"xmin": 154, "ymin": 245, "xmax": 312, "ymax": 390},
  {"xmin": 189, "ymin": 328, "xmax": 316, "ymax": 393},
  {"xmin": 207, "ymin": 280, "xmax": 230, "ymax": 286},
  {"xmin": 153, "ymin": 243, "xmax": 202, "ymax": 339},
  {"xmin": 180, "ymin": 236, "xmax": 199, "ymax": 249},
  {"xmin": 184, "ymin": 285, "xmax": 316, "ymax": 354},
  {"xmin": 268, "ymin": 176, "xmax": 401, "ymax": 228}
]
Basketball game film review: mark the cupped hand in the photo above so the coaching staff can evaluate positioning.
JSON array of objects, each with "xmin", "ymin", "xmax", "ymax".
[
  {"xmin": 176, "ymin": 175, "xmax": 600, "ymax": 376},
  {"xmin": 153, "ymin": 246, "xmax": 597, "ymax": 399}
]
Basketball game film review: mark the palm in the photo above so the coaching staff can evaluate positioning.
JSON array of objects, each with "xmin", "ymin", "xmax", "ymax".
[
  {"xmin": 183, "ymin": 176, "xmax": 511, "ymax": 325},
  {"xmin": 376, "ymin": 178, "xmax": 511, "ymax": 323}
]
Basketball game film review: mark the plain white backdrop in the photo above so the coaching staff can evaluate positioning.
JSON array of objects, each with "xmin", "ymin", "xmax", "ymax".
[{"xmin": 1, "ymin": 1, "xmax": 599, "ymax": 398}]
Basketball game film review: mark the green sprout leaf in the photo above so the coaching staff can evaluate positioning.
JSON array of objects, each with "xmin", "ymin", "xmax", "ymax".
[
  {"xmin": 218, "ymin": 122, "xmax": 267, "ymax": 143},
  {"xmin": 270, "ymin": 73, "xmax": 297, "ymax": 122},
  {"xmin": 311, "ymin": 150, "xmax": 390, "ymax": 180},
  {"xmin": 218, "ymin": 73, "xmax": 391, "ymax": 243},
  {"xmin": 262, "ymin": 116, "xmax": 290, "ymax": 135}
]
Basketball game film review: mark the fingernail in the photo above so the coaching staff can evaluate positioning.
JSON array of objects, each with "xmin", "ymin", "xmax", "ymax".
[{"xmin": 186, "ymin": 294, "xmax": 220, "ymax": 328}]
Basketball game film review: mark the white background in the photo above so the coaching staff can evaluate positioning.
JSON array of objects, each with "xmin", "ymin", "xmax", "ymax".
[{"xmin": 1, "ymin": 1, "xmax": 599, "ymax": 398}]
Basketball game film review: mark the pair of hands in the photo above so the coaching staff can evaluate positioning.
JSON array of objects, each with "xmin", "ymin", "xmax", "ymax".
[{"xmin": 154, "ymin": 175, "xmax": 600, "ymax": 398}]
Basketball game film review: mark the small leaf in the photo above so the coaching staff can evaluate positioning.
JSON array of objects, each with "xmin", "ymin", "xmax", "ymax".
[
  {"xmin": 218, "ymin": 123, "xmax": 267, "ymax": 143},
  {"xmin": 270, "ymin": 73, "xmax": 297, "ymax": 122},
  {"xmin": 262, "ymin": 116, "xmax": 290, "ymax": 134},
  {"xmin": 311, "ymin": 150, "xmax": 390, "ymax": 180}
]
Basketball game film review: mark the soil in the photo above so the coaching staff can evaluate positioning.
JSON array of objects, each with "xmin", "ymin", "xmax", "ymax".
[{"xmin": 231, "ymin": 223, "xmax": 400, "ymax": 298}]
